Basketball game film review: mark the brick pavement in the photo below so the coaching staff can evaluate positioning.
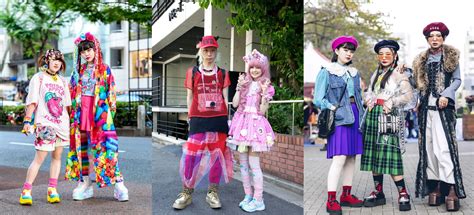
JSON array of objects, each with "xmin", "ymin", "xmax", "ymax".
[{"xmin": 304, "ymin": 139, "xmax": 474, "ymax": 215}]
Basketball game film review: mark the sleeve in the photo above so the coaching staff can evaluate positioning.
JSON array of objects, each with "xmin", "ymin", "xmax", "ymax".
[
  {"xmin": 223, "ymin": 70, "xmax": 231, "ymax": 88},
  {"xmin": 391, "ymin": 73, "xmax": 414, "ymax": 107},
  {"xmin": 62, "ymin": 78, "xmax": 72, "ymax": 106},
  {"xmin": 441, "ymin": 64, "xmax": 461, "ymax": 101},
  {"xmin": 184, "ymin": 67, "xmax": 194, "ymax": 89},
  {"xmin": 26, "ymin": 74, "xmax": 40, "ymax": 106},
  {"xmin": 106, "ymin": 66, "xmax": 117, "ymax": 112},
  {"xmin": 266, "ymin": 85, "xmax": 275, "ymax": 100},
  {"xmin": 313, "ymin": 68, "xmax": 333, "ymax": 110}
]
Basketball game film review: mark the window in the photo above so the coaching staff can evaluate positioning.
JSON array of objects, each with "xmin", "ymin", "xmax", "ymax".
[
  {"xmin": 110, "ymin": 21, "xmax": 123, "ymax": 33},
  {"xmin": 130, "ymin": 22, "xmax": 150, "ymax": 41},
  {"xmin": 110, "ymin": 48, "xmax": 123, "ymax": 69}
]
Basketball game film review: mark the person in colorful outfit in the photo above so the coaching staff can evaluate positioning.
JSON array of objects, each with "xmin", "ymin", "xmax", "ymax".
[
  {"xmin": 313, "ymin": 36, "xmax": 364, "ymax": 215},
  {"xmin": 228, "ymin": 49, "xmax": 275, "ymax": 212},
  {"xmin": 413, "ymin": 22, "xmax": 465, "ymax": 211},
  {"xmin": 360, "ymin": 40, "xmax": 414, "ymax": 211},
  {"xmin": 20, "ymin": 49, "xmax": 71, "ymax": 205},
  {"xmin": 173, "ymin": 35, "xmax": 233, "ymax": 210},
  {"xmin": 65, "ymin": 32, "xmax": 128, "ymax": 201}
]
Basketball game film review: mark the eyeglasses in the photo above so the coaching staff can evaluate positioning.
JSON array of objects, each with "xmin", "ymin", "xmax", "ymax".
[{"xmin": 377, "ymin": 52, "xmax": 393, "ymax": 60}]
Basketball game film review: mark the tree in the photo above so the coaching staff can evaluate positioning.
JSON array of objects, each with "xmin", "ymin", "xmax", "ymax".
[
  {"xmin": 200, "ymin": 0, "xmax": 303, "ymax": 99},
  {"xmin": 304, "ymin": 0, "xmax": 392, "ymax": 82},
  {"xmin": 0, "ymin": 0, "xmax": 151, "ymax": 71}
]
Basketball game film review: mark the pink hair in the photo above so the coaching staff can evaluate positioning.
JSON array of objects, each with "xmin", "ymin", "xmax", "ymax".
[{"xmin": 238, "ymin": 50, "xmax": 272, "ymax": 113}]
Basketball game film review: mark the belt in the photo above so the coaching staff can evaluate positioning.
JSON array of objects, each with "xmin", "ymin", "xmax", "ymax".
[
  {"xmin": 375, "ymin": 99, "xmax": 385, "ymax": 106},
  {"xmin": 427, "ymin": 106, "xmax": 438, "ymax": 111}
]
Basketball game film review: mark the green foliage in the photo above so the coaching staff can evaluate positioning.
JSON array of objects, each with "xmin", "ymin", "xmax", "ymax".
[
  {"xmin": 268, "ymin": 101, "xmax": 304, "ymax": 135},
  {"xmin": 0, "ymin": 0, "xmax": 151, "ymax": 69},
  {"xmin": 304, "ymin": 0, "xmax": 393, "ymax": 82},
  {"xmin": 47, "ymin": 0, "xmax": 152, "ymax": 24},
  {"xmin": 200, "ymin": 0, "xmax": 303, "ymax": 99},
  {"xmin": 0, "ymin": 105, "xmax": 25, "ymax": 125}
]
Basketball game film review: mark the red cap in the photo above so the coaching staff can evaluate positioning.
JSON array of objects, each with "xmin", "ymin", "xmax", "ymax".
[
  {"xmin": 198, "ymin": 35, "xmax": 219, "ymax": 48},
  {"xmin": 423, "ymin": 22, "xmax": 449, "ymax": 37}
]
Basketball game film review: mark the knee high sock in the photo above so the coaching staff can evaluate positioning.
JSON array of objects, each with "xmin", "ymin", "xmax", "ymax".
[
  {"xmin": 239, "ymin": 153, "xmax": 252, "ymax": 196},
  {"xmin": 327, "ymin": 156, "xmax": 347, "ymax": 192},
  {"xmin": 249, "ymin": 156, "xmax": 263, "ymax": 201}
]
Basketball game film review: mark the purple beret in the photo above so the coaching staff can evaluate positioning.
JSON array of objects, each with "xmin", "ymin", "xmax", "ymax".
[
  {"xmin": 331, "ymin": 36, "xmax": 358, "ymax": 51},
  {"xmin": 423, "ymin": 22, "xmax": 449, "ymax": 37}
]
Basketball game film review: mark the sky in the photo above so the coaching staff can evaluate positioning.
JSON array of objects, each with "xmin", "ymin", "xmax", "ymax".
[{"xmin": 307, "ymin": 0, "xmax": 474, "ymax": 64}]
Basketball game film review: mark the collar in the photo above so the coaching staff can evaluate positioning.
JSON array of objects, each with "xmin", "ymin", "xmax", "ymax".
[
  {"xmin": 199, "ymin": 64, "xmax": 217, "ymax": 75},
  {"xmin": 325, "ymin": 62, "xmax": 358, "ymax": 77}
]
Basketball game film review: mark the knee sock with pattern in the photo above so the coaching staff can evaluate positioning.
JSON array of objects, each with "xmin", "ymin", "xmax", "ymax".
[
  {"xmin": 394, "ymin": 178, "xmax": 407, "ymax": 193},
  {"xmin": 239, "ymin": 152, "xmax": 252, "ymax": 196},
  {"xmin": 249, "ymin": 156, "xmax": 263, "ymax": 201},
  {"xmin": 373, "ymin": 175, "xmax": 384, "ymax": 192}
]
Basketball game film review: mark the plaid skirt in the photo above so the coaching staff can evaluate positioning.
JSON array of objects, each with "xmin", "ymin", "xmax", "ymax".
[{"xmin": 360, "ymin": 105, "xmax": 404, "ymax": 175}]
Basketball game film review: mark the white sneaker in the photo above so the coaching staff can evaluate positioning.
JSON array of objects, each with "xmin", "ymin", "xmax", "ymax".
[
  {"xmin": 73, "ymin": 176, "xmax": 94, "ymax": 200},
  {"xmin": 114, "ymin": 181, "xmax": 129, "ymax": 202},
  {"xmin": 239, "ymin": 194, "xmax": 253, "ymax": 208},
  {"xmin": 242, "ymin": 198, "xmax": 265, "ymax": 212}
]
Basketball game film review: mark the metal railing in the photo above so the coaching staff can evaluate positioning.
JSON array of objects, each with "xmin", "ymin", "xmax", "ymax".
[{"xmin": 154, "ymin": 99, "xmax": 304, "ymax": 139}]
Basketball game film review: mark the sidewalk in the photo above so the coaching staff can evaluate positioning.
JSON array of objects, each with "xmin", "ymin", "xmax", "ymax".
[
  {"xmin": 304, "ymin": 139, "xmax": 474, "ymax": 215},
  {"xmin": 152, "ymin": 142, "xmax": 303, "ymax": 214}
]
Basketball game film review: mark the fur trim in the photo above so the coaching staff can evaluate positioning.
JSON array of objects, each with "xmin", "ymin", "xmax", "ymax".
[{"xmin": 412, "ymin": 44, "xmax": 459, "ymax": 92}]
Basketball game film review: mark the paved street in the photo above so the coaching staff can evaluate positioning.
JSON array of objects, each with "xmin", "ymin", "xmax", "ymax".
[
  {"xmin": 0, "ymin": 131, "xmax": 152, "ymax": 214},
  {"xmin": 304, "ymin": 139, "xmax": 474, "ymax": 215},
  {"xmin": 152, "ymin": 142, "xmax": 303, "ymax": 215}
]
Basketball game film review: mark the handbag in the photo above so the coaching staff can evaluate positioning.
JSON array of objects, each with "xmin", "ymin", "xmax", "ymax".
[
  {"xmin": 377, "ymin": 112, "xmax": 401, "ymax": 134},
  {"xmin": 318, "ymin": 78, "xmax": 348, "ymax": 138}
]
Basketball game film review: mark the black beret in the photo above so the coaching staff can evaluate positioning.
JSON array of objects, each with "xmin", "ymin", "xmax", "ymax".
[{"xmin": 374, "ymin": 40, "xmax": 400, "ymax": 53}]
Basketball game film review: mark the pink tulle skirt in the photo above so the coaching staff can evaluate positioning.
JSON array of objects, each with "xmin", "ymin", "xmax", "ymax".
[{"xmin": 179, "ymin": 132, "xmax": 233, "ymax": 188}]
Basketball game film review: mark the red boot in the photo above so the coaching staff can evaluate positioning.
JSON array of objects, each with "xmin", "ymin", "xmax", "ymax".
[
  {"xmin": 326, "ymin": 200, "xmax": 342, "ymax": 215},
  {"xmin": 340, "ymin": 186, "xmax": 363, "ymax": 207}
]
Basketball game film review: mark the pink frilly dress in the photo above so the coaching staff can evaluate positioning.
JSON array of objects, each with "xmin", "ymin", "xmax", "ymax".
[{"xmin": 229, "ymin": 81, "xmax": 275, "ymax": 152}]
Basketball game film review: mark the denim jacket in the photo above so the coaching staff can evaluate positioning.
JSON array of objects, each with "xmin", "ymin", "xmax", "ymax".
[{"xmin": 313, "ymin": 66, "xmax": 364, "ymax": 126}]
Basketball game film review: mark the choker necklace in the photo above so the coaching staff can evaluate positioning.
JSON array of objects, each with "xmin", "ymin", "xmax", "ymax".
[{"xmin": 45, "ymin": 70, "xmax": 58, "ymax": 81}]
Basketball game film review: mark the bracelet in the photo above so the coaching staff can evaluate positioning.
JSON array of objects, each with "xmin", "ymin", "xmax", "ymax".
[{"xmin": 23, "ymin": 120, "xmax": 32, "ymax": 125}]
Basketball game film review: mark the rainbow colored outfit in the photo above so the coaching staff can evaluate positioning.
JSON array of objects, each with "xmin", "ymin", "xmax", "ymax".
[{"xmin": 65, "ymin": 32, "xmax": 122, "ymax": 187}]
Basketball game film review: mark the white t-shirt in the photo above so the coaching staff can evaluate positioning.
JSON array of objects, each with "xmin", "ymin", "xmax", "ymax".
[{"xmin": 26, "ymin": 72, "xmax": 72, "ymax": 140}]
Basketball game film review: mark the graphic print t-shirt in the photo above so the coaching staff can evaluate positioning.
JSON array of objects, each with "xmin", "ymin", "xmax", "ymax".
[
  {"xmin": 184, "ymin": 66, "xmax": 231, "ymax": 118},
  {"xmin": 26, "ymin": 72, "xmax": 72, "ymax": 140}
]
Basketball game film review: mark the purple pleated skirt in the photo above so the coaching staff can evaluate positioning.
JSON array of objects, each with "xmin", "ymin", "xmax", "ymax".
[{"xmin": 327, "ymin": 103, "xmax": 363, "ymax": 159}]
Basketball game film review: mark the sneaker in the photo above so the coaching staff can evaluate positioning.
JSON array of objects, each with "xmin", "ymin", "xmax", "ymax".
[
  {"xmin": 363, "ymin": 191, "xmax": 386, "ymax": 207},
  {"xmin": 326, "ymin": 199, "xmax": 342, "ymax": 215},
  {"xmin": 340, "ymin": 194, "xmax": 363, "ymax": 207},
  {"xmin": 19, "ymin": 189, "xmax": 33, "ymax": 205},
  {"xmin": 206, "ymin": 185, "xmax": 222, "ymax": 209},
  {"xmin": 114, "ymin": 181, "xmax": 129, "ymax": 202},
  {"xmin": 73, "ymin": 177, "xmax": 93, "ymax": 200},
  {"xmin": 47, "ymin": 187, "xmax": 61, "ymax": 204},
  {"xmin": 239, "ymin": 194, "xmax": 253, "ymax": 208},
  {"xmin": 242, "ymin": 198, "xmax": 265, "ymax": 212},
  {"xmin": 173, "ymin": 188, "xmax": 193, "ymax": 209}
]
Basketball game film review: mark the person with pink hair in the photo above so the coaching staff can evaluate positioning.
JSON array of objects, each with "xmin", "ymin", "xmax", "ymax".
[{"xmin": 228, "ymin": 49, "xmax": 275, "ymax": 212}]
